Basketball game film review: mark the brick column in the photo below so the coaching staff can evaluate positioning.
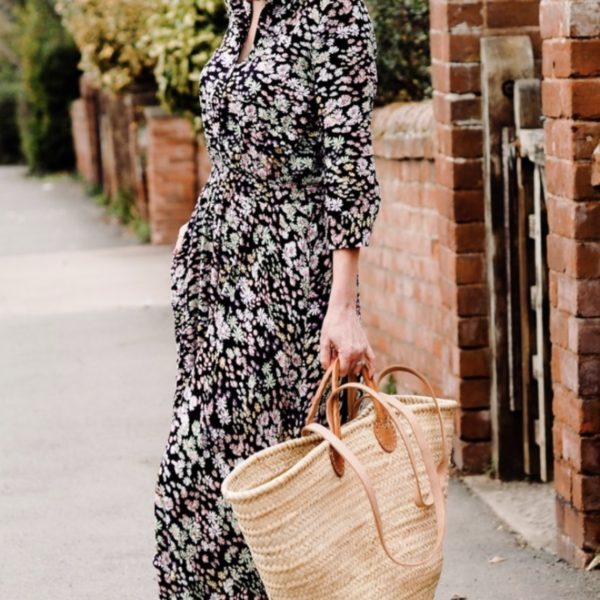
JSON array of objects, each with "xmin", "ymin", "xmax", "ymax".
[
  {"xmin": 541, "ymin": 0, "xmax": 600, "ymax": 567},
  {"xmin": 430, "ymin": 0, "xmax": 492, "ymax": 472},
  {"xmin": 70, "ymin": 74, "xmax": 102, "ymax": 188},
  {"xmin": 145, "ymin": 107, "xmax": 199, "ymax": 245}
]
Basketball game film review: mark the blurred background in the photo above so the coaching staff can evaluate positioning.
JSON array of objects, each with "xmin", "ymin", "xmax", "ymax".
[{"xmin": 0, "ymin": 0, "xmax": 599, "ymax": 598}]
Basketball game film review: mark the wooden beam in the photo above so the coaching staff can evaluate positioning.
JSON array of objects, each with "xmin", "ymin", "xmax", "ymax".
[{"xmin": 481, "ymin": 36, "xmax": 535, "ymax": 479}]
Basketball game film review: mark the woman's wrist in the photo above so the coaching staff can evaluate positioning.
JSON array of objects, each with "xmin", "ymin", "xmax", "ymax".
[
  {"xmin": 329, "ymin": 248, "xmax": 359, "ymax": 310},
  {"xmin": 327, "ymin": 294, "xmax": 356, "ymax": 312}
]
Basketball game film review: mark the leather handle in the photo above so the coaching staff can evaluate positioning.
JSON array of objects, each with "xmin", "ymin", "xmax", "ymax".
[
  {"xmin": 304, "ymin": 359, "xmax": 340, "ymax": 426},
  {"xmin": 304, "ymin": 358, "xmax": 379, "ymax": 429},
  {"xmin": 301, "ymin": 386, "xmax": 446, "ymax": 568},
  {"xmin": 324, "ymin": 367, "xmax": 397, "ymax": 476},
  {"xmin": 325, "ymin": 381, "xmax": 434, "ymax": 508},
  {"xmin": 376, "ymin": 365, "xmax": 448, "ymax": 481}
]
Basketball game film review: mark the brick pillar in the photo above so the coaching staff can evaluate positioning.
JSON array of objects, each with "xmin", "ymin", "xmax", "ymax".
[
  {"xmin": 429, "ymin": 0, "xmax": 546, "ymax": 473},
  {"xmin": 541, "ymin": 0, "xmax": 600, "ymax": 567},
  {"xmin": 430, "ymin": 0, "xmax": 492, "ymax": 472},
  {"xmin": 145, "ymin": 107, "xmax": 199, "ymax": 245},
  {"xmin": 71, "ymin": 74, "xmax": 102, "ymax": 188}
]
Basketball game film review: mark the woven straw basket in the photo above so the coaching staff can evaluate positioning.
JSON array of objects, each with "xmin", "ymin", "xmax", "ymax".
[{"xmin": 221, "ymin": 361, "xmax": 457, "ymax": 600}]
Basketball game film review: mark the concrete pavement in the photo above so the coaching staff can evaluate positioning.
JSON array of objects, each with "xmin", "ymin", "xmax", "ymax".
[
  {"xmin": 0, "ymin": 166, "xmax": 172, "ymax": 599},
  {"xmin": 0, "ymin": 165, "xmax": 598, "ymax": 599}
]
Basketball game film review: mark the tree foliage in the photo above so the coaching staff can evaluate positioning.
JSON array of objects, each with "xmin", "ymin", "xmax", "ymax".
[
  {"xmin": 366, "ymin": 0, "xmax": 432, "ymax": 105},
  {"xmin": 15, "ymin": 0, "xmax": 81, "ymax": 172},
  {"xmin": 138, "ymin": 0, "xmax": 227, "ymax": 129},
  {"xmin": 55, "ymin": 0, "xmax": 156, "ymax": 91}
]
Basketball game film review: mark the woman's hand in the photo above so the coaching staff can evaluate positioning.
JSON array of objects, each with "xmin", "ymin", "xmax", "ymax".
[
  {"xmin": 320, "ymin": 303, "xmax": 375, "ymax": 378},
  {"xmin": 319, "ymin": 247, "xmax": 375, "ymax": 378},
  {"xmin": 173, "ymin": 222, "xmax": 188, "ymax": 256}
]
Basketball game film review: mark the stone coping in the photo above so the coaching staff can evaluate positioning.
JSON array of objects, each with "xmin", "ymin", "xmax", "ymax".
[{"xmin": 372, "ymin": 100, "xmax": 435, "ymax": 161}]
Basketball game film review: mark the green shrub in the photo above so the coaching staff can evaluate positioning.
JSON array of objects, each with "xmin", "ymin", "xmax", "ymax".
[
  {"xmin": 16, "ymin": 0, "xmax": 82, "ymax": 173},
  {"xmin": 138, "ymin": 0, "xmax": 227, "ymax": 131},
  {"xmin": 91, "ymin": 187, "xmax": 150, "ymax": 242},
  {"xmin": 367, "ymin": 0, "xmax": 431, "ymax": 105},
  {"xmin": 0, "ymin": 73, "xmax": 22, "ymax": 164},
  {"xmin": 1, "ymin": 1, "xmax": 23, "ymax": 163},
  {"xmin": 55, "ymin": 0, "xmax": 157, "ymax": 92}
]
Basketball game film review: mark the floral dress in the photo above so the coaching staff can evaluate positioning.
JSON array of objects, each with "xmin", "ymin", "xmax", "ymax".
[{"xmin": 153, "ymin": 0, "xmax": 381, "ymax": 597}]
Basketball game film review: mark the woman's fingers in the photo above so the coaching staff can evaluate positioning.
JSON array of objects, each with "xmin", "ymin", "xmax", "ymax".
[
  {"xmin": 319, "ymin": 309, "xmax": 377, "ymax": 378},
  {"xmin": 365, "ymin": 343, "xmax": 376, "ymax": 378},
  {"xmin": 325, "ymin": 342, "xmax": 377, "ymax": 379},
  {"xmin": 337, "ymin": 350, "xmax": 353, "ymax": 377},
  {"xmin": 173, "ymin": 223, "xmax": 188, "ymax": 256},
  {"xmin": 346, "ymin": 342, "xmax": 376, "ymax": 378},
  {"xmin": 338, "ymin": 345, "xmax": 366, "ymax": 377}
]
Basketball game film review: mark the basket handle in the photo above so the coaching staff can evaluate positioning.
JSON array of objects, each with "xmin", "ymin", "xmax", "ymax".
[
  {"xmin": 304, "ymin": 359, "xmax": 340, "ymax": 426},
  {"xmin": 305, "ymin": 359, "xmax": 375, "ymax": 425},
  {"xmin": 376, "ymin": 365, "xmax": 448, "ymax": 481},
  {"xmin": 305, "ymin": 359, "xmax": 397, "ymax": 466},
  {"xmin": 325, "ymin": 381, "xmax": 436, "ymax": 508},
  {"xmin": 302, "ymin": 386, "xmax": 446, "ymax": 568}
]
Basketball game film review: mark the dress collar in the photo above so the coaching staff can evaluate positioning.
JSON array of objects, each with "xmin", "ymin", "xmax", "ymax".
[{"xmin": 225, "ymin": 0, "xmax": 290, "ymax": 27}]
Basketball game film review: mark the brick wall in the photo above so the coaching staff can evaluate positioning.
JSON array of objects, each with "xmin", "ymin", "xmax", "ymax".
[
  {"xmin": 430, "ymin": 0, "xmax": 495, "ymax": 473},
  {"xmin": 145, "ymin": 108, "xmax": 212, "ymax": 244},
  {"xmin": 70, "ymin": 75, "xmax": 102, "ymax": 188},
  {"xmin": 362, "ymin": 0, "xmax": 600, "ymax": 568},
  {"xmin": 98, "ymin": 88, "xmax": 134, "ymax": 201},
  {"xmin": 362, "ymin": 102, "xmax": 443, "ymax": 389},
  {"xmin": 541, "ymin": 0, "xmax": 600, "ymax": 568},
  {"xmin": 362, "ymin": 1, "xmax": 546, "ymax": 474}
]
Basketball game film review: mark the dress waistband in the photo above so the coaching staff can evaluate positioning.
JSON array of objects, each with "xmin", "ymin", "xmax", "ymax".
[{"xmin": 210, "ymin": 154, "xmax": 322, "ymax": 190}]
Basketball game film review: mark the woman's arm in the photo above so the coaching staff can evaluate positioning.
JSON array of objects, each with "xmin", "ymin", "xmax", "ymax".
[
  {"xmin": 319, "ymin": 248, "xmax": 375, "ymax": 378},
  {"xmin": 310, "ymin": 1, "xmax": 381, "ymax": 377}
]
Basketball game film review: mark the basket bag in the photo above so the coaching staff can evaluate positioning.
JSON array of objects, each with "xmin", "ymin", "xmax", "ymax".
[{"xmin": 221, "ymin": 359, "xmax": 458, "ymax": 599}]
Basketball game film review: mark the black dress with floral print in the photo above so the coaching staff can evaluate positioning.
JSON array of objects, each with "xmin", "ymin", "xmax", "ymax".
[{"xmin": 153, "ymin": 0, "xmax": 381, "ymax": 597}]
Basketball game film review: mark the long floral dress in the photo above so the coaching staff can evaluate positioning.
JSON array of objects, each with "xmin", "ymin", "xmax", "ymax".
[{"xmin": 153, "ymin": 0, "xmax": 381, "ymax": 597}]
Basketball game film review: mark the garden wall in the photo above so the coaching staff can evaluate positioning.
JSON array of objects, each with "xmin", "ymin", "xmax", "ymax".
[
  {"xmin": 362, "ymin": 99, "xmax": 492, "ymax": 477},
  {"xmin": 361, "ymin": 102, "xmax": 443, "ymax": 386}
]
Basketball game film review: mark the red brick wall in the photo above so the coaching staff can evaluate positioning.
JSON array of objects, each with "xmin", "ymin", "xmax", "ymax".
[
  {"xmin": 146, "ymin": 110, "xmax": 199, "ymax": 244},
  {"xmin": 364, "ymin": 0, "xmax": 599, "ymax": 568},
  {"xmin": 362, "ymin": 99, "xmax": 493, "ymax": 474},
  {"xmin": 431, "ymin": 0, "xmax": 487, "ymax": 473},
  {"xmin": 362, "ymin": 102, "xmax": 444, "ymax": 390},
  {"xmin": 541, "ymin": 0, "xmax": 600, "ymax": 568},
  {"xmin": 145, "ymin": 109, "xmax": 212, "ymax": 245},
  {"xmin": 362, "ymin": 1, "xmax": 545, "ymax": 474},
  {"xmin": 70, "ymin": 75, "xmax": 102, "ymax": 188}
]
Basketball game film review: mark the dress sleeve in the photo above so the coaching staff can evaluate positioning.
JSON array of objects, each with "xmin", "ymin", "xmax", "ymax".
[{"xmin": 311, "ymin": 0, "xmax": 382, "ymax": 251}]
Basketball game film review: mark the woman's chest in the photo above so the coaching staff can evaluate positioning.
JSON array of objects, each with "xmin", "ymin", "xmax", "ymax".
[{"xmin": 199, "ymin": 8, "xmax": 316, "ymax": 140}]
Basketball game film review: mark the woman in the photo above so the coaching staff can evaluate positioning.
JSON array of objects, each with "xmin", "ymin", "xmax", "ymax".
[{"xmin": 153, "ymin": 0, "xmax": 381, "ymax": 596}]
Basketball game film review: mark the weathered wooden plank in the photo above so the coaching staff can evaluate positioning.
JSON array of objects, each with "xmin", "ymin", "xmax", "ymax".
[
  {"xmin": 531, "ymin": 165, "xmax": 553, "ymax": 482},
  {"xmin": 514, "ymin": 79, "xmax": 542, "ymax": 131},
  {"xmin": 516, "ymin": 134, "xmax": 538, "ymax": 478},
  {"xmin": 481, "ymin": 35, "xmax": 535, "ymax": 479},
  {"xmin": 502, "ymin": 127, "xmax": 522, "ymax": 413}
]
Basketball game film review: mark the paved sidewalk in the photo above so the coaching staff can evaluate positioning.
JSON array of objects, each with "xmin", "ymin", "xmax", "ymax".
[{"xmin": 0, "ymin": 166, "xmax": 598, "ymax": 599}]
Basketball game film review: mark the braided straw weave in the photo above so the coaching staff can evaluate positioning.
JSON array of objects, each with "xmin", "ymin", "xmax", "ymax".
[{"xmin": 221, "ymin": 362, "xmax": 458, "ymax": 599}]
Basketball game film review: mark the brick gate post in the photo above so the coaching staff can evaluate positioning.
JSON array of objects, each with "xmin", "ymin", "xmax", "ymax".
[{"xmin": 541, "ymin": 0, "xmax": 600, "ymax": 568}]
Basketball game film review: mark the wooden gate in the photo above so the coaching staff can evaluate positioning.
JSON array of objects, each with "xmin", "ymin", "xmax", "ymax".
[{"xmin": 481, "ymin": 37, "xmax": 553, "ymax": 481}]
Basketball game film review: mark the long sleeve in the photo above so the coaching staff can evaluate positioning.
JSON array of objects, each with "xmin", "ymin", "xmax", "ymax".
[{"xmin": 311, "ymin": 0, "xmax": 382, "ymax": 251}]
